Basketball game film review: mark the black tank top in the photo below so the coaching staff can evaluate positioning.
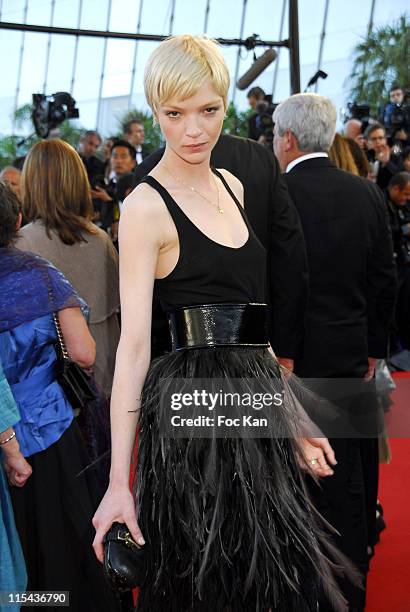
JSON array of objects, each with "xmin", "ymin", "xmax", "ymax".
[{"xmin": 140, "ymin": 169, "xmax": 267, "ymax": 312}]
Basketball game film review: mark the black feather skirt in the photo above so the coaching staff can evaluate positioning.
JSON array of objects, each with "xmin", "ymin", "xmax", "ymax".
[{"xmin": 133, "ymin": 347, "xmax": 358, "ymax": 612}]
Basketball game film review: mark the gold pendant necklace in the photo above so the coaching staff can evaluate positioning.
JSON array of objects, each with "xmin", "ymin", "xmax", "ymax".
[{"xmin": 162, "ymin": 164, "xmax": 224, "ymax": 214}]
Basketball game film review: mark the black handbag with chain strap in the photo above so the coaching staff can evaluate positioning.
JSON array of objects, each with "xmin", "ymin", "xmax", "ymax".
[
  {"xmin": 52, "ymin": 310, "xmax": 97, "ymax": 409},
  {"xmin": 43, "ymin": 269, "xmax": 97, "ymax": 409}
]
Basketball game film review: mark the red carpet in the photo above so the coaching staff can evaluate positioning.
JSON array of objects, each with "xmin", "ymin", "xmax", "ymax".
[{"xmin": 366, "ymin": 373, "xmax": 410, "ymax": 611}]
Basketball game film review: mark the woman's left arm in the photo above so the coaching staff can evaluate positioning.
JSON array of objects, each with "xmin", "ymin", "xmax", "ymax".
[{"xmin": 58, "ymin": 307, "xmax": 96, "ymax": 368}]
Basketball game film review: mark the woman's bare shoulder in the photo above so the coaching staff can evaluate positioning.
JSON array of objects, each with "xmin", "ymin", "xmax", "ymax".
[{"xmin": 122, "ymin": 180, "xmax": 166, "ymax": 221}]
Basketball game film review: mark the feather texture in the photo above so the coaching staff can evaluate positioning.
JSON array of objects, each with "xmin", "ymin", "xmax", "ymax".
[{"xmin": 133, "ymin": 347, "xmax": 360, "ymax": 611}]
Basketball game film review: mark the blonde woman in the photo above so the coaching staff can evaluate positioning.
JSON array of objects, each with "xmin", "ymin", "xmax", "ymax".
[
  {"xmin": 329, "ymin": 133, "xmax": 359, "ymax": 175},
  {"xmin": 92, "ymin": 35, "xmax": 353, "ymax": 611}
]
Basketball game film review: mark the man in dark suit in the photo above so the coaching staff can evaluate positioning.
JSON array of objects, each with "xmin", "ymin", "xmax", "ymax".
[
  {"xmin": 133, "ymin": 134, "xmax": 309, "ymax": 366},
  {"xmin": 384, "ymin": 172, "xmax": 410, "ymax": 351},
  {"xmin": 365, "ymin": 122, "xmax": 401, "ymax": 190},
  {"xmin": 91, "ymin": 140, "xmax": 136, "ymax": 243},
  {"xmin": 123, "ymin": 119, "xmax": 150, "ymax": 165},
  {"xmin": 273, "ymin": 93, "xmax": 397, "ymax": 611},
  {"xmin": 78, "ymin": 130, "xmax": 105, "ymax": 186}
]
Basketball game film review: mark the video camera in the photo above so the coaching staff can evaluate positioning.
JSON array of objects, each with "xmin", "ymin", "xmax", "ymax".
[
  {"xmin": 386, "ymin": 102, "xmax": 410, "ymax": 134},
  {"xmin": 32, "ymin": 92, "xmax": 79, "ymax": 138},
  {"xmin": 344, "ymin": 102, "xmax": 372, "ymax": 132}
]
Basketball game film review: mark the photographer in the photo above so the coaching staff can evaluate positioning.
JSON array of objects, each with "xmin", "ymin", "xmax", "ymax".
[
  {"xmin": 90, "ymin": 139, "xmax": 136, "ymax": 242},
  {"xmin": 384, "ymin": 172, "xmax": 410, "ymax": 351},
  {"xmin": 390, "ymin": 126, "xmax": 410, "ymax": 156},
  {"xmin": 365, "ymin": 122, "xmax": 401, "ymax": 189},
  {"xmin": 246, "ymin": 86, "xmax": 274, "ymax": 146},
  {"xmin": 385, "ymin": 172, "xmax": 410, "ymax": 261},
  {"xmin": 380, "ymin": 85, "xmax": 410, "ymax": 137},
  {"xmin": 247, "ymin": 86, "xmax": 265, "ymax": 109}
]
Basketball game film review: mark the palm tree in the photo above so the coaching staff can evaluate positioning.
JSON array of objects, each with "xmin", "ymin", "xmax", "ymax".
[
  {"xmin": 348, "ymin": 13, "xmax": 409, "ymax": 114},
  {"xmin": 222, "ymin": 102, "xmax": 251, "ymax": 138}
]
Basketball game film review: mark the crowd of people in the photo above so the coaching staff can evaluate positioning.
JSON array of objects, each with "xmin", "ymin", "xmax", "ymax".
[
  {"xmin": 340, "ymin": 87, "xmax": 410, "ymax": 359},
  {"xmin": 246, "ymin": 83, "xmax": 410, "ymax": 358},
  {"xmin": 0, "ymin": 32, "xmax": 408, "ymax": 612}
]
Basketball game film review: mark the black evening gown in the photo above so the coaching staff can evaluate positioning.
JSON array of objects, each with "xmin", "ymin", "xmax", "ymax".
[{"xmin": 133, "ymin": 172, "xmax": 357, "ymax": 612}]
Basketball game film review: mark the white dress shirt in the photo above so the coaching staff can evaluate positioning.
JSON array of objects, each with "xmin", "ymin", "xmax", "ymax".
[
  {"xmin": 136, "ymin": 146, "xmax": 143, "ymax": 165},
  {"xmin": 285, "ymin": 152, "xmax": 329, "ymax": 173}
]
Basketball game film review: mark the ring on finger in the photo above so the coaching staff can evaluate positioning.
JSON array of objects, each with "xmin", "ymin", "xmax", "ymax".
[{"xmin": 309, "ymin": 459, "xmax": 318, "ymax": 466}]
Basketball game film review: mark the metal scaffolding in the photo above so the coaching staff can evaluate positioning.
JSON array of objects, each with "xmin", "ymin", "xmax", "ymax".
[
  {"xmin": 11, "ymin": 0, "xmax": 29, "ymax": 132},
  {"xmin": 128, "ymin": 0, "xmax": 144, "ymax": 108},
  {"xmin": 1, "ymin": 12, "xmax": 295, "ymax": 132},
  {"xmin": 203, "ymin": 0, "xmax": 211, "ymax": 33},
  {"xmin": 271, "ymin": 0, "xmax": 287, "ymax": 100},
  {"xmin": 0, "ymin": 19, "xmax": 289, "ymax": 47},
  {"xmin": 70, "ymin": 0, "xmax": 83, "ymax": 95},
  {"xmin": 231, "ymin": 0, "xmax": 249, "ymax": 105},
  {"xmin": 42, "ymin": 0, "xmax": 56, "ymax": 94},
  {"xmin": 0, "ymin": 0, "xmax": 381, "ymax": 133},
  {"xmin": 315, "ymin": 0, "xmax": 329, "ymax": 93},
  {"xmin": 95, "ymin": 0, "xmax": 112, "ymax": 129}
]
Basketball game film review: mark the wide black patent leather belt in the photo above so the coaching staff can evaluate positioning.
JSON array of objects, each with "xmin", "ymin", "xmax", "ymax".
[{"xmin": 168, "ymin": 303, "xmax": 270, "ymax": 351}]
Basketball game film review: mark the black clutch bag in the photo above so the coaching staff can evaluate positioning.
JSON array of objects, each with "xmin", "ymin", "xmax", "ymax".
[
  {"xmin": 52, "ymin": 313, "xmax": 97, "ymax": 409},
  {"xmin": 103, "ymin": 522, "xmax": 147, "ymax": 591}
]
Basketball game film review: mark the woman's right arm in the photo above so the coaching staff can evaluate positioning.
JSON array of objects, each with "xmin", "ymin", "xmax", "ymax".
[
  {"xmin": 0, "ymin": 364, "xmax": 32, "ymax": 486},
  {"xmin": 1, "ymin": 429, "xmax": 32, "ymax": 487},
  {"xmin": 92, "ymin": 185, "xmax": 163, "ymax": 561}
]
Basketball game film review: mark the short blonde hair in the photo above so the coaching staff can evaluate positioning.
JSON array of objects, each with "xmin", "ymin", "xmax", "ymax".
[{"xmin": 144, "ymin": 34, "xmax": 230, "ymax": 116}]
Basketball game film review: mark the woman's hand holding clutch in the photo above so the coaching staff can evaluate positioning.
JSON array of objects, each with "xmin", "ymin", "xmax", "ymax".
[{"xmin": 92, "ymin": 484, "xmax": 145, "ymax": 563}]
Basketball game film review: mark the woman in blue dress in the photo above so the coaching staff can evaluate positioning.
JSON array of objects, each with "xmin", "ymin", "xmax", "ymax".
[{"xmin": 0, "ymin": 182, "xmax": 121, "ymax": 611}]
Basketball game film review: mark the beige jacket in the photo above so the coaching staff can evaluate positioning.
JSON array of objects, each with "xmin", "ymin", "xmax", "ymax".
[{"xmin": 17, "ymin": 220, "xmax": 120, "ymax": 396}]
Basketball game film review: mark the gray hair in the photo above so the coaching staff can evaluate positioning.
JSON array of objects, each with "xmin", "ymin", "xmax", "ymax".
[
  {"xmin": 80, "ymin": 130, "xmax": 102, "ymax": 142},
  {"xmin": 273, "ymin": 93, "xmax": 336, "ymax": 152},
  {"xmin": 0, "ymin": 165, "xmax": 21, "ymax": 178}
]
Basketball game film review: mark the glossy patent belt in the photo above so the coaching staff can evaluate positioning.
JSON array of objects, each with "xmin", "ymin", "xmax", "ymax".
[{"xmin": 168, "ymin": 303, "xmax": 270, "ymax": 351}]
